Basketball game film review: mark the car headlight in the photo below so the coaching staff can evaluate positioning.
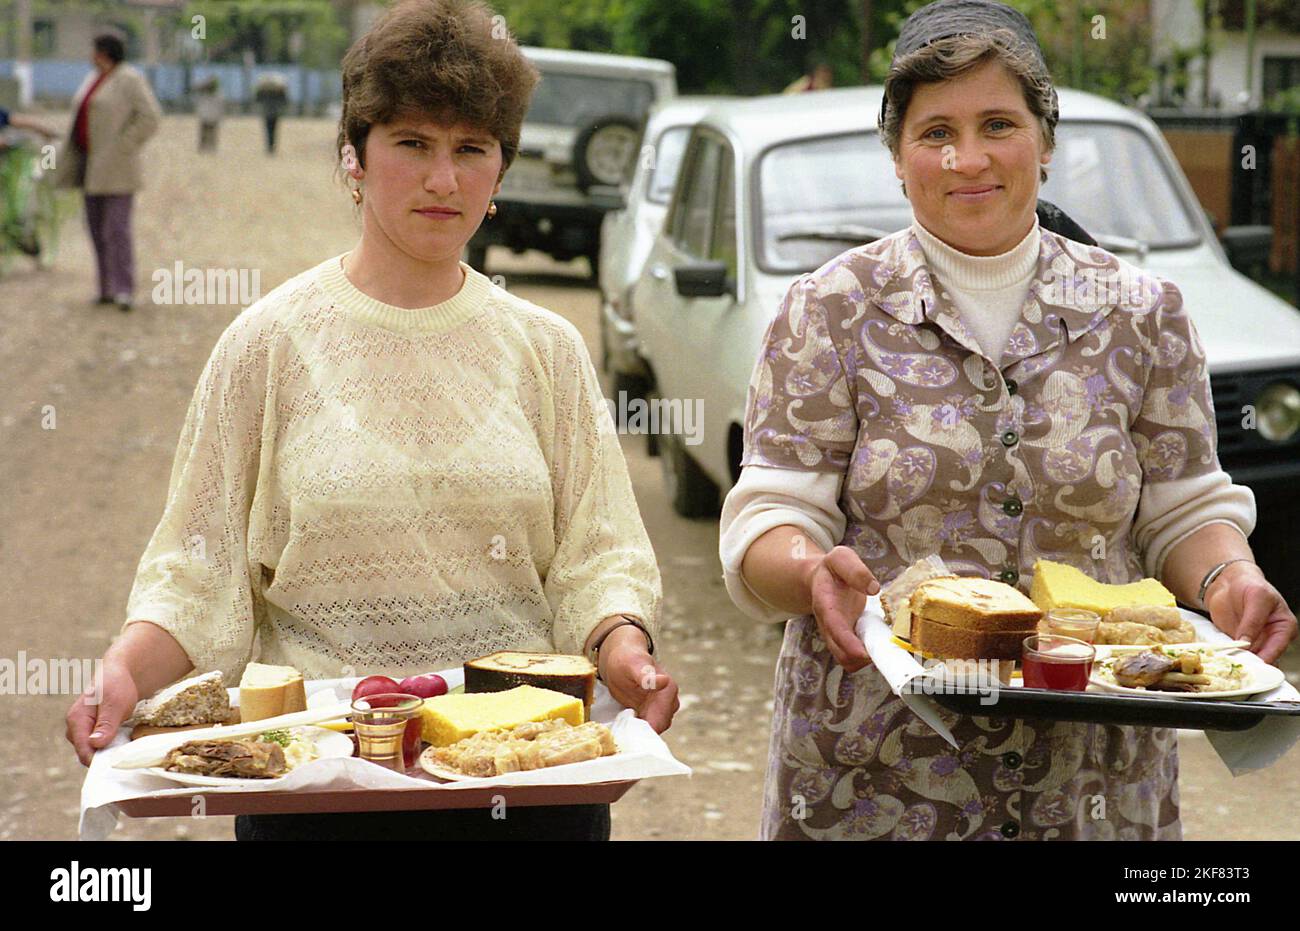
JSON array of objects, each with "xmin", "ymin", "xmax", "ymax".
[{"xmin": 1256, "ymin": 382, "xmax": 1300, "ymax": 443}]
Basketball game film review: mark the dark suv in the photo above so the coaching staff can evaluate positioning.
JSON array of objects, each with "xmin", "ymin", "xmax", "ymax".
[{"xmin": 466, "ymin": 47, "xmax": 677, "ymax": 276}]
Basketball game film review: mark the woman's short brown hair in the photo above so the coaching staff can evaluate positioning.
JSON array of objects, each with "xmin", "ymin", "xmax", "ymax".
[
  {"xmin": 337, "ymin": 0, "xmax": 539, "ymax": 179},
  {"xmin": 879, "ymin": 29, "xmax": 1057, "ymax": 184}
]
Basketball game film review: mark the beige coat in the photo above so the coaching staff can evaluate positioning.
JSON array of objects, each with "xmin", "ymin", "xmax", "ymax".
[{"xmin": 55, "ymin": 64, "xmax": 161, "ymax": 195}]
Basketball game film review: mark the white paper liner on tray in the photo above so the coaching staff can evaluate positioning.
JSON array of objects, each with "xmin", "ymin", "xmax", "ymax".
[
  {"xmin": 80, "ymin": 669, "xmax": 690, "ymax": 840},
  {"xmin": 856, "ymin": 594, "xmax": 1300, "ymax": 774}
]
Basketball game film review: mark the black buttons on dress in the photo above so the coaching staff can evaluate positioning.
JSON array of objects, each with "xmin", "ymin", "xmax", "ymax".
[
  {"xmin": 1000, "ymin": 820, "xmax": 1021, "ymax": 838},
  {"xmin": 1002, "ymin": 752, "xmax": 1022, "ymax": 769},
  {"xmin": 1002, "ymin": 497, "xmax": 1023, "ymax": 516},
  {"xmin": 1001, "ymin": 430, "xmax": 1019, "ymax": 447},
  {"xmin": 999, "ymin": 568, "xmax": 1020, "ymax": 585},
  {"xmin": 1006, "ymin": 379, "xmax": 1019, "ymax": 396}
]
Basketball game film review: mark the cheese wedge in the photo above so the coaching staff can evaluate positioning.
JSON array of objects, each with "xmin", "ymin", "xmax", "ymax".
[
  {"xmin": 419, "ymin": 685, "xmax": 584, "ymax": 748},
  {"xmin": 238, "ymin": 663, "xmax": 307, "ymax": 723},
  {"xmin": 1030, "ymin": 559, "xmax": 1176, "ymax": 615}
]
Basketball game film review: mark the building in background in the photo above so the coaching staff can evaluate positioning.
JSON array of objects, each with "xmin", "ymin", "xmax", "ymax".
[
  {"xmin": 0, "ymin": 0, "xmax": 374, "ymax": 111},
  {"xmin": 1153, "ymin": 0, "xmax": 1300, "ymax": 109}
]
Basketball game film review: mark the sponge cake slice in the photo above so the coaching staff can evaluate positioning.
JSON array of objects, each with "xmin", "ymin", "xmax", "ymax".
[{"xmin": 910, "ymin": 577, "xmax": 1042, "ymax": 631}]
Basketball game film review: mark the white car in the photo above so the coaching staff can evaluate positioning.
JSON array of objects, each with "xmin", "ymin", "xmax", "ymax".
[
  {"xmin": 598, "ymin": 96, "xmax": 732, "ymax": 398},
  {"xmin": 467, "ymin": 47, "xmax": 676, "ymax": 275},
  {"xmin": 631, "ymin": 86, "xmax": 1300, "ymax": 603}
]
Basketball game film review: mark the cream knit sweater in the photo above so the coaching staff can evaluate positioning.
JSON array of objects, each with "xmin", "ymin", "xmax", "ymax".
[{"xmin": 124, "ymin": 256, "xmax": 661, "ymax": 680}]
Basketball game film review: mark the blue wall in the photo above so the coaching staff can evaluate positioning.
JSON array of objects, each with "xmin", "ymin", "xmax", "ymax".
[{"xmin": 0, "ymin": 59, "xmax": 341, "ymax": 110}]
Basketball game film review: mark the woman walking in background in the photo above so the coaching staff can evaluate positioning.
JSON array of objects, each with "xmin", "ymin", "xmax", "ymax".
[
  {"xmin": 57, "ymin": 33, "xmax": 161, "ymax": 312},
  {"xmin": 194, "ymin": 75, "xmax": 224, "ymax": 153}
]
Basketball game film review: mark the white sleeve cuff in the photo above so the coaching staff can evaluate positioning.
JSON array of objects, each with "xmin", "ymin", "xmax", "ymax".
[
  {"xmin": 718, "ymin": 465, "xmax": 846, "ymax": 623},
  {"xmin": 1133, "ymin": 470, "xmax": 1256, "ymax": 580}
]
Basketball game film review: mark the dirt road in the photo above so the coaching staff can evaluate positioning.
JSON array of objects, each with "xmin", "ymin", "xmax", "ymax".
[{"xmin": 1, "ymin": 116, "xmax": 1295, "ymax": 840}]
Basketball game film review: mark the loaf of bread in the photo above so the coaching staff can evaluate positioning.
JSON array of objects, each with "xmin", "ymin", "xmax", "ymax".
[{"xmin": 238, "ymin": 663, "xmax": 306, "ymax": 723}]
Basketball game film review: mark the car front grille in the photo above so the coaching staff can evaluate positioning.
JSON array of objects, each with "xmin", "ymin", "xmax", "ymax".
[
  {"xmin": 1209, "ymin": 368, "xmax": 1300, "ymax": 470},
  {"xmin": 1210, "ymin": 372, "xmax": 1246, "ymax": 457}
]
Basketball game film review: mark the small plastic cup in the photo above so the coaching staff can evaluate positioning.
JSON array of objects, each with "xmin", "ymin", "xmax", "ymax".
[
  {"xmin": 1045, "ymin": 607, "xmax": 1102, "ymax": 644},
  {"xmin": 1022, "ymin": 634, "xmax": 1096, "ymax": 691},
  {"xmin": 350, "ymin": 693, "xmax": 423, "ymax": 772}
]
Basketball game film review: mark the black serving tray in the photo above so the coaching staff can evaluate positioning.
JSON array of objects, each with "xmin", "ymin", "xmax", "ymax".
[{"xmin": 929, "ymin": 685, "xmax": 1300, "ymax": 731}]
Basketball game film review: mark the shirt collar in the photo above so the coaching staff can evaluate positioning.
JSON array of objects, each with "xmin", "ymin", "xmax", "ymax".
[{"xmin": 871, "ymin": 226, "xmax": 1132, "ymax": 367}]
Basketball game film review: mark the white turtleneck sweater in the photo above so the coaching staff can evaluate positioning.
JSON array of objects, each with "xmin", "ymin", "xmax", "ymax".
[
  {"xmin": 719, "ymin": 222, "xmax": 1256, "ymax": 621},
  {"xmin": 910, "ymin": 217, "xmax": 1040, "ymax": 365}
]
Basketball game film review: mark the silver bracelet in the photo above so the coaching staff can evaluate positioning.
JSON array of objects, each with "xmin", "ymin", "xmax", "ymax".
[{"xmin": 1197, "ymin": 558, "xmax": 1254, "ymax": 608}]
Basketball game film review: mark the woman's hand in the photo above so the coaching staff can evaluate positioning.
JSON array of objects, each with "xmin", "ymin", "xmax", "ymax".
[
  {"xmin": 1204, "ymin": 562, "xmax": 1297, "ymax": 664},
  {"xmin": 597, "ymin": 626, "xmax": 680, "ymax": 734},
  {"xmin": 65, "ymin": 658, "xmax": 138, "ymax": 766},
  {"xmin": 805, "ymin": 545, "xmax": 880, "ymax": 672}
]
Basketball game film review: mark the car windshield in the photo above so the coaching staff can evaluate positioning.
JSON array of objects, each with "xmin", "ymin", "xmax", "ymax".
[
  {"xmin": 757, "ymin": 122, "xmax": 1202, "ymax": 274},
  {"xmin": 646, "ymin": 125, "xmax": 691, "ymax": 204},
  {"xmin": 526, "ymin": 72, "xmax": 656, "ymax": 127}
]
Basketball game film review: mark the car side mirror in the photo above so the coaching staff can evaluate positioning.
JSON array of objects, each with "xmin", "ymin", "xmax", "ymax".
[
  {"xmin": 674, "ymin": 261, "xmax": 733, "ymax": 298},
  {"xmin": 1220, "ymin": 225, "xmax": 1272, "ymax": 273}
]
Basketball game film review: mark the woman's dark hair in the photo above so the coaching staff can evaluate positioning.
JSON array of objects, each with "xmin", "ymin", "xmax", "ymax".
[
  {"xmin": 93, "ymin": 34, "xmax": 126, "ymax": 65},
  {"xmin": 337, "ymin": 0, "xmax": 539, "ymax": 179}
]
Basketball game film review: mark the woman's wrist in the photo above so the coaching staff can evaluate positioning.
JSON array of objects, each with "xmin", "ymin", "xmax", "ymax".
[
  {"xmin": 740, "ymin": 525, "xmax": 826, "ymax": 615},
  {"xmin": 596, "ymin": 623, "xmax": 651, "ymax": 680},
  {"xmin": 1202, "ymin": 559, "xmax": 1263, "ymax": 607}
]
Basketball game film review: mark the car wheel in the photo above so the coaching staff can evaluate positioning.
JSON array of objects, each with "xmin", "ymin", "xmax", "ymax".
[
  {"xmin": 653, "ymin": 394, "xmax": 720, "ymax": 518},
  {"xmin": 573, "ymin": 116, "xmax": 641, "ymax": 192}
]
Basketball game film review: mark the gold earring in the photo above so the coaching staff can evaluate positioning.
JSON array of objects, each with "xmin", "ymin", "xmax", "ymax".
[
  {"xmin": 487, "ymin": 201, "xmax": 497, "ymax": 219},
  {"xmin": 351, "ymin": 185, "xmax": 362, "ymax": 205}
]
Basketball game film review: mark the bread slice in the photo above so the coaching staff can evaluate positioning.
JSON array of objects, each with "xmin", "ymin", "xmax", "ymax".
[
  {"xmin": 912, "ymin": 614, "xmax": 1036, "ymax": 660},
  {"xmin": 881, "ymin": 559, "xmax": 957, "ymax": 639},
  {"xmin": 910, "ymin": 577, "xmax": 1041, "ymax": 631},
  {"xmin": 127, "ymin": 671, "xmax": 230, "ymax": 727}
]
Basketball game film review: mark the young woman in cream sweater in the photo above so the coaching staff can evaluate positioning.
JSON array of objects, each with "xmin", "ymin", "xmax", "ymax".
[{"xmin": 66, "ymin": 0, "xmax": 677, "ymax": 840}]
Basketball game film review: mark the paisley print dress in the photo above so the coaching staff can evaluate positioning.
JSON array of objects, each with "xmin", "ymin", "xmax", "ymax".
[{"xmin": 744, "ymin": 228, "xmax": 1223, "ymax": 840}]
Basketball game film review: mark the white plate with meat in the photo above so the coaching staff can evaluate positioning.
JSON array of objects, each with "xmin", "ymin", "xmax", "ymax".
[
  {"xmin": 1090, "ymin": 645, "xmax": 1286, "ymax": 700},
  {"xmin": 143, "ymin": 726, "xmax": 354, "ymax": 787}
]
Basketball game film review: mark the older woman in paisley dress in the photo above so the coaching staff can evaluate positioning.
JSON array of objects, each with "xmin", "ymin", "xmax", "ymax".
[{"xmin": 720, "ymin": 0, "xmax": 1296, "ymax": 841}]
